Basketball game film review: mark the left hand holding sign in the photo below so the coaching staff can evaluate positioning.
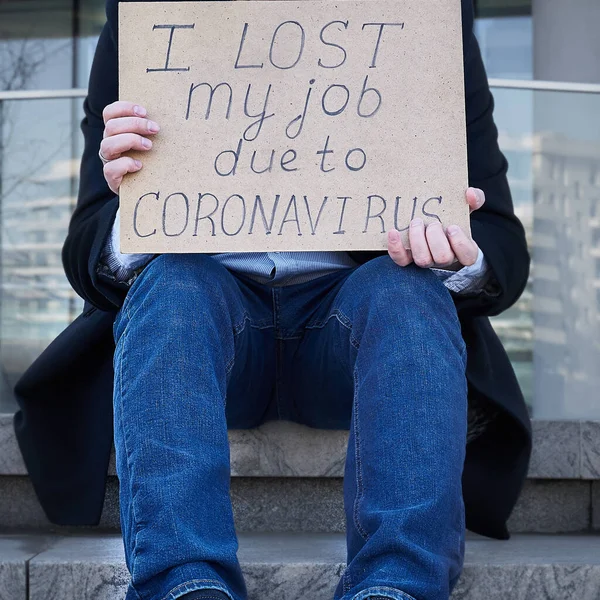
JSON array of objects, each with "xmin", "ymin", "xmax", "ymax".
[{"xmin": 387, "ymin": 187, "xmax": 485, "ymax": 269}]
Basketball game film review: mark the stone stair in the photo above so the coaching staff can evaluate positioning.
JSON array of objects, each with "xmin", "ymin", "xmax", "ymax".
[
  {"xmin": 2, "ymin": 414, "xmax": 600, "ymax": 599},
  {"xmin": 3, "ymin": 532, "xmax": 600, "ymax": 600}
]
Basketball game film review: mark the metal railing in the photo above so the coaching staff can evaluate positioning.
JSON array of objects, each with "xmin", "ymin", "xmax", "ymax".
[
  {"xmin": 0, "ymin": 89, "xmax": 87, "ymax": 100},
  {"xmin": 1, "ymin": 79, "xmax": 600, "ymax": 102},
  {"xmin": 488, "ymin": 78, "xmax": 600, "ymax": 94}
]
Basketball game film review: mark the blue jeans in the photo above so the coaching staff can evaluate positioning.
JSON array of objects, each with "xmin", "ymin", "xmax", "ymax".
[{"xmin": 113, "ymin": 254, "xmax": 468, "ymax": 600}]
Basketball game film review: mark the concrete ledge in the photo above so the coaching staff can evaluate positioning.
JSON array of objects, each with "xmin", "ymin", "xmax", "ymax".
[
  {"xmin": 593, "ymin": 482, "xmax": 600, "ymax": 531},
  {"xmin": 0, "ymin": 536, "xmax": 34, "ymax": 600},
  {"xmin": 2, "ymin": 414, "xmax": 600, "ymax": 480},
  {"xmin": 1, "ymin": 533, "xmax": 599, "ymax": 600},
  {"xmin": 0, "ymin": 477, "xmax": 596, "ymax": 534}
]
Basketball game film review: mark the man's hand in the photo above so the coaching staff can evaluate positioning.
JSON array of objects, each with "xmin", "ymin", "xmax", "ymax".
[
  {"xmin": 387, "ymin": 187, "xmax": 485, "ymax": 270},
  {"xmin": 100, "ymin": 101, "xmax": 160, "ymax": 194}
]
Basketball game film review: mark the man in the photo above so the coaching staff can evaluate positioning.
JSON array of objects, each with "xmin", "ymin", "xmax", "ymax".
[{"xmin": 13, "ymin": 1, "xmax": 531, "ymax": 599}]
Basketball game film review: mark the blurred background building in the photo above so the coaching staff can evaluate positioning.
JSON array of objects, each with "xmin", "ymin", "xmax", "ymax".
[{"xmin": 0, "ymin": 0, "xmax": 598, "ymax": 418}]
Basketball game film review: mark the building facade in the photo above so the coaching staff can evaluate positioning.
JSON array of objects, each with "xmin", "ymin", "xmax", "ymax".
[{"xmin": 0, "ymin": 0, "xmax": 599, "ymax": 417}]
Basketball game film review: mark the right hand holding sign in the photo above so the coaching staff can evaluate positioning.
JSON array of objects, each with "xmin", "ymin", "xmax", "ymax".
[{"xmin": 100, "ymin": 101, "xmax": 160, "ymax": 194}]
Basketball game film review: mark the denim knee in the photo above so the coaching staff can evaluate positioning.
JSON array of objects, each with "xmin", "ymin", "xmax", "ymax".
[
  {"xmin": 138, "ymin": 254, "xmax": 230, "ymax": 292},
  {"xmin": 343, "ymin": 256, "xmax": 450, "ymax": 312},
  {"xmin": 114, "ymin": 254, "xmax": 241, "ymax": 340},
  {"xmin": 331, "ymin": 256, "xmax": 465, "ymax": 361},
  {"xmin": 125, "ymin": 254, "xmax": 235, "ymax": 306}
]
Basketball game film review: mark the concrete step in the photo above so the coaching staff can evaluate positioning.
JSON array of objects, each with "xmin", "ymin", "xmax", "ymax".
[
  {"xmin": 3, "ymin": 416, "xmax": 600, "ymax": 480},
  {"xmin": 2, "ymin": 532, "xmax": 600, "ymax": 600},
  {"xmin": 2, "ymin": 415, "xmax": 600, "ymax": 533},
  {"xmin": 1, "ymin": 475, "xmax": 598, "ymax": 535}
]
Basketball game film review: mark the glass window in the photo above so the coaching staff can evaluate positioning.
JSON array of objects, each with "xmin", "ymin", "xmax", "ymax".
[
  {"xmin": 473, "ymin": 2, "xmax": 535, "ymax": 408},
  {"xmin": 1, "ymin": 0, "xmax": 598, "ymax": 420},
  {"xmin": 474, "ymin": 0, "xmax": 531, "ymax": 18},
  {"xmin": 475, "ymin": 16, "xmax": 532, "ymax": 80},
  {"xmin": 0, "ymin": 0, "xmax": 104, "ymax": 411}
]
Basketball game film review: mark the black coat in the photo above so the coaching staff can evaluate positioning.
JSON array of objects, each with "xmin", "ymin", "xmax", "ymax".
[{"xmin": 13, "ymin": 0, "xmax": 532, "ymax": 540}]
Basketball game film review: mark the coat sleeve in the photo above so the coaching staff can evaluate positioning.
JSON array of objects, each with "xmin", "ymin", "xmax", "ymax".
[
  {"xmin": 61, "ymin": 17, "xmax": 128, "ymax": 311},
  {"xmin": 454, "ymin": 1, "xmax": 531, "ymax": 318}
]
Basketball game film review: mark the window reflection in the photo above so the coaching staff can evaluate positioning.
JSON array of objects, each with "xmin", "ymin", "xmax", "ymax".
[
  {"xmin": 1, "ymin": 0, "xmax": 598, "ymax": 419},
  {"xmin": 0, "ymin": 0, "xmax": 104, "ymax": 410}
]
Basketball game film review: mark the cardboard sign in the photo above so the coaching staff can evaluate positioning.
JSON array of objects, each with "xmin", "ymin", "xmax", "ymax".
[{"xmin": 118, "ymin": 0, "xmax": 468, "ymax": 253}]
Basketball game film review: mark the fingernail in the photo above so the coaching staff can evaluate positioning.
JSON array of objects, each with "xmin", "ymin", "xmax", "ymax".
[
  {"xmin": 142, "ymin": 137, "xmax": 152, "ymax": 149},
  {"xmin": 468, "ymin": 187, "xmax": 483, "ymax": 207},
  {"xmin": 389, "ymin": 229, "xmax": 400, "ymax": 242},
  {"xmin": 134, "ymin": 159, "xmax": 142, "ymax": 169},
  {"xmin": 410, "ymin": 218, "xmax": 423, "ymax": 228},
  {"xmin": 447, "ymin": 225, "xmax": 460, "ymax": 236},
  {"xmin": 147, "ymin": 121, "xmax": 160, "ymax": 133},
  {"xmin": 477, "ymin": 189, "xmax": 485, "ymax": 206},
  {"xmin": 133, "ymin": 105, "xmax": 146, "ymax": 117}
]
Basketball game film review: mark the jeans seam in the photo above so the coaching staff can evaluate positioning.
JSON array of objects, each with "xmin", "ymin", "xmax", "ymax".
[
  {"xmin": 275, "ymin": 339, "xmax": 283, "ymax": 419},
  {"xmin": 122, "ymin": 260, "xmax": 165, "ymax": 323},
  {"xmin": 305, "ymin": 307, "xmax": 351, "ymax": 330},
  {"xmin": 226, "ymin": 314, "xmax": 252, "ymax": 375},
  {"xmin": 343, "ymin": 561, "xmax": 352, "ymax": 595},
  {"xmin": 122, "ymin": 264, "xmax": 147, "ymax": 321},
  {"xmin": 159, "ymin": 578, "xmax": 234, "ymax": 600},
  {"xmin": 124, "ymin": 281, "xmax": 143, "ymax": 322},
  {"xmin": 232, "ymin": 313, "xmax": 249, "ymax": 336},
  {"xmin": 349, "ymin": 586, "xmax": 418, "ymax": 600},
  {"xmin": 249, "ymin": 320, "xmax": 274, "ymax": 330},
  {"xmin": 352, "ymin": 367, "xmax": 369, "ymax": 543},
  {"xmin": 272, "ymin": 288, "xmax": 283, "ymax": 419},
  {"xmin": 125, "ymin": 294, "xmax": 133, "ymax": 321},
  {"xmin": 231, "ymin": 312, "xmax": 274, "ymax": 332},
  {"xmin": 306, "ymin": 310, "xmax": 361, "ymax": 350},
  {"xmin": 116, "ymin": 322, "xmax": 144, "ymax": 583},
  {"xmin": 224, "ymin": 356, "xmax": 235, "ymax": 376}
]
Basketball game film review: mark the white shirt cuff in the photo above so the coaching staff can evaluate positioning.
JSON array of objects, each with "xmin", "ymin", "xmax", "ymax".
[
  {"xmin": 431, "ymin": 248, "xmax": 491, "ymax": 294},
  {"xmin": 102, "ymin": 208, "xmax": 154, "ymax": 282}
]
